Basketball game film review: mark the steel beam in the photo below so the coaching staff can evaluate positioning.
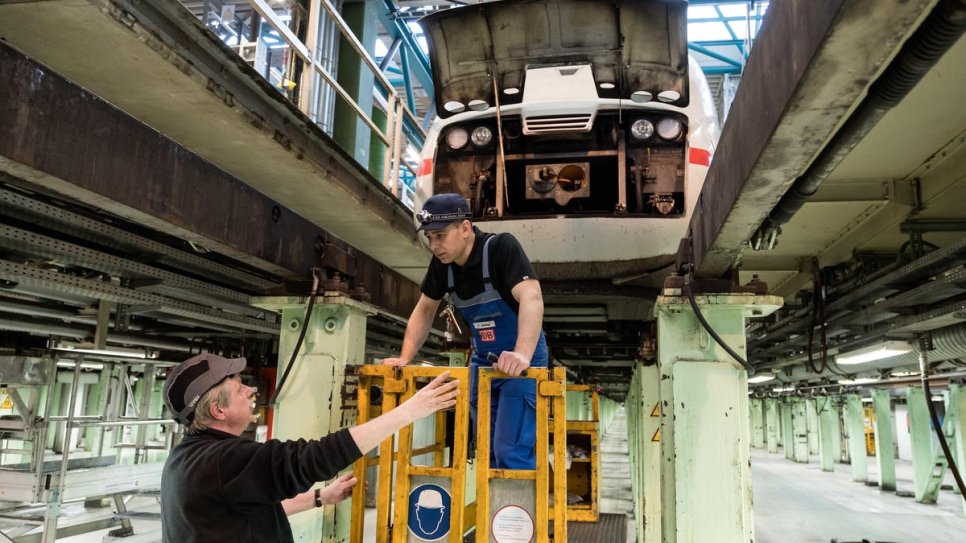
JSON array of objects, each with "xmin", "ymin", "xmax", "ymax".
[
  {"xmin": 872, "ymin": 389, "xmax": 897, "ymax": 491},
  {"xmin": 0, "ymin": 42, "xmax": 423, "ymax": 318},
  {"xmin": 686, "ymin": 0, "xmax": 936, "ymax": 276}
]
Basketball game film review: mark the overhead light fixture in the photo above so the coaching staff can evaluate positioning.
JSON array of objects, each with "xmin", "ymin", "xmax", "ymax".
[
  {"xmin": 748, "ymin": 373, "xmax": 775, "ymax": 384},
  {"xmin": 836, "ymin": 377, "xmax": 879, "ymax": 385},
  {"xmin": 772, "ymin": 386, "xmax": 795, "ymax": 393},
  {"xmin": 49, "ymin": 340, "xmax": 158, "ymax": 360},
  {"xmin": 836, "ymin": 340, "xmax": 912, "ymax": 365}
]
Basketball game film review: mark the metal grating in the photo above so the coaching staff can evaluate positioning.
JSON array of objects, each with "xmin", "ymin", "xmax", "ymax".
[
  {"xmin": 567, "ymin": 513, "xmax": 628, "ymax": 542},
  {"xmin": 523, "ymin": 113, "xmax": 594, "ymax": 134}
]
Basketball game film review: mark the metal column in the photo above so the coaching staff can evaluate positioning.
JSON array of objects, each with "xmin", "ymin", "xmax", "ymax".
[
  {"xmin": 805, "ymin": 398, "xmax": 820, "ymax": 455},
  {"xmin": 817, "ymin": 396, "xmax": 837, "ymax": 472},
  {"xmin": 871, "ymin": 389, "xmax": 897, "ymax": 491},
  {"xmin": 951, "ymin": 384, "xmax": 966, "ymax": 515},
  {"xmin": 655, "ymin": 292, "xmax": 781, "ymax": 543},
  {"xmin": 782, "ymin": 399, "xmax": 794, "ymax": 460},
  {"xmin": 253, "ymin": 294, "xmax": 369, "ymax": 542},
  {"xmin": 765, "ymin": 398, "xmax": 779, "ymax": 454},
  {"xmin": 792, "ymin": 398, "xmax": 809, "ymax": 463},
  {"xmin": 629, "ymin": 363, "xmax": 661, "ymax": 543},
  {"xmin": 844, "ymin": 395, "xmax": 868, "ymax": 483},
  {"xmin": 906, "ymin": 387, "xmax": 934, "ymax": 502}
]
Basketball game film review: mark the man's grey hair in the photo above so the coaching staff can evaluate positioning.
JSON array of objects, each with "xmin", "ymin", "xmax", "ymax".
[{"xmin": 186, "ymin": 380, "xmax": 232, "ymax": 434}]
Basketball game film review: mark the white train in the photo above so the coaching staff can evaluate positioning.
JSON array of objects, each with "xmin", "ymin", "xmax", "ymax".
[{"xmin": 414, "ymin": 0, "xmax": 718, "ymax": 288}]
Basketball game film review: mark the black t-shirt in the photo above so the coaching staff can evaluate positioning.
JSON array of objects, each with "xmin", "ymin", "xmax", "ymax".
[{"xmin": 421, "ymin": 227, "xmax": 538, "ymax": 314}]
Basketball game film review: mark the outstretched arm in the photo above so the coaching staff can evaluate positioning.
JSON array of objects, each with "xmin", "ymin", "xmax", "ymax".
[
  {"xmin": 282, "ymin": 473, "xmax": 357, "ymax": 515},
  {"xmin": 348, "ymin": 371, "xmax": 459, "ymax": 454}
]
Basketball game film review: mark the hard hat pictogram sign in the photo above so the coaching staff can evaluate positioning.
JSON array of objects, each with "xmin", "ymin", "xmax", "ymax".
[{"xmin": 408, "ymin": 483, "xmax": 451, "ymax": 541}]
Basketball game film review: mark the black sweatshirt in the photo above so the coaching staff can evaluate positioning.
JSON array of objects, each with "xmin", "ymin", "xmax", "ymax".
[{"xmin": 161, "ymin": 427, "xmax": 362, "ymax": 542}]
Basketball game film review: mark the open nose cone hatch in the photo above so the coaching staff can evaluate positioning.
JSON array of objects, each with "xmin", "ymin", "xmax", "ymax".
[{"xmin": 418, "ymin": 0, "xmax": 691, "ymax": 117}]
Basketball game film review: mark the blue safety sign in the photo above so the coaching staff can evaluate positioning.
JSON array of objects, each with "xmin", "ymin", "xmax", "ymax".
[{"xmin": 407, "ymin": 483, "xmax": 451, "ymax": 541}]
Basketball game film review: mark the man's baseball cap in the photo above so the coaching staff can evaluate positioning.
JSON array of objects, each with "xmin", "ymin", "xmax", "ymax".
[
  {"xmin": 416, "ymin": 193, "xmax": 472, "ymax": 231},
  {"xmin": 163, "ymin": 353, "xmax": 246, "ymax": 424}
]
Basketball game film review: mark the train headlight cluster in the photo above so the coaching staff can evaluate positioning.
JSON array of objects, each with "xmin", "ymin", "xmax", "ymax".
[
  {"xmin": 445, "ymin": 125, "xmax": 494, "ymax": 150},
  {"xmin": 630, "ymin": 119, "xmax": 655, "ymax": 141},
  {"xmin": 630, "ymin": 117, "xmax": 685, "ymax": 142}
]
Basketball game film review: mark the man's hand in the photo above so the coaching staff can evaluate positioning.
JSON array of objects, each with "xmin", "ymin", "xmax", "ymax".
[
  {"xmin": 494, "ymin": 351, "xmax": 531, "ymax": 377},
  {"xmin": 401, "ymin": 371, "xmax": 460, "ymax": 421},
  {"xmin": 381, "ymin": 357, "xmax": 410, "ymax": 367},
  {"xmin": 317, "ymin": 473, "xmax": 357, "ymax": 505}
]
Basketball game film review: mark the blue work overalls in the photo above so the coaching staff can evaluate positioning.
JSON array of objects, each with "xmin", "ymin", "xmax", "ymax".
[{"xmin": 447, "ymin": 235, "xmax": 549, "ymax": 469}]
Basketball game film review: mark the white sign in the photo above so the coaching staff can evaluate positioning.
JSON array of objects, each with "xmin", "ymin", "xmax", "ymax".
[{"xmin": 491, "ymin": 505, "xmax": 534, "ymax": 543}]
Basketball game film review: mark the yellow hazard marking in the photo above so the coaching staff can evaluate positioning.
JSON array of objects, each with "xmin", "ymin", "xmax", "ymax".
[
  {"xmin": 650, "ymin": 403, "xmax": 661, "ymax": 417},
  {"xmin": 1, "ymin": 395, "xmax": 12, "ymax": 410},
  {"xmin": 651, "ymin": 428, "xmax": 661, "ymax": 442}
]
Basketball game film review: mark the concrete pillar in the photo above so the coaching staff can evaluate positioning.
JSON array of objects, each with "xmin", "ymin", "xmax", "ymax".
[
  {"xmin": 872, "ymin": 389, "xmax": 896, "ymax": 491},
  {"xmin": 805, "ymin": 398, "xmax": 820, "ymax": 455},
  {"xmin": 764, "ymin": 398, "xmax": 779, "ymax": 453},
  {"xmin": 817, "ymin": 396, "xmax": 836, "ymax": 472},
  {"xmin": 254, "ymin": 294, "xmax": 369, "ymax": 542},
  {"xmin": 844, "ymin": 395, "xmax": 868, "ymax": 483},
  {"xmin": 906, "ymin": 387, "xmax": 934, "ymax": 503},
  {"xmin": 655, "ymin": 292, "xmax": 781, "ymax": 543},
  {"xmin": 750, "ymin": 398, "xmax": 764, "ymax": 449},
  {"xmin": 791, "ymin": 398, "xmax": 809, "ymax": 463}
]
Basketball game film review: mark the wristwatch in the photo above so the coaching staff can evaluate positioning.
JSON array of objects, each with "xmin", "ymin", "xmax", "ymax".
[{"xmin": 314, "ymin": 488, "xmax": 324, "ymax": 508}]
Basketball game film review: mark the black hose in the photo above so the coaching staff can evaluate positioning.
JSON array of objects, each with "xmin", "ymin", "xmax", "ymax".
[
  {"xmin": 270, "ymin": 268, "xmax": 321, "ymax": 406},
  {"xmin": 683, "ymin": 282, "xmax": 755, "ymax": 374},
  {"xmin": 806, "ymin": 264, "xmax": 828, "ymax": 374},
  {"xmin": 918, "ymin": 337, "xmax": 966, "ymax": 499}
]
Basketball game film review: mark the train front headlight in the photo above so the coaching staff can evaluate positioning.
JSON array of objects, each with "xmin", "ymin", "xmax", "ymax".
[
  {"xmin": 656, "ymin": 118, "xmax": 683, "ymax": 141},
  {"xmin": 445, "ymin": 127, "xmax": 469, "ymax": 150},
  {"xmin": 630, "ymin": 119, "xmax": 655, "ymax": 141},
  {"xmin": 471, "ymin": 126, "xmax": 493, "ymax": 147}
]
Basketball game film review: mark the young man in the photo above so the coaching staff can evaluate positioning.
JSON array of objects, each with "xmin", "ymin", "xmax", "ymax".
[
  {"xmin": 383, "ymin": 193, "xmax": 548, "ymax": 469},
  {"xmin": 161, "ymin": 353, "xmax": 458, "ymax": 542}
]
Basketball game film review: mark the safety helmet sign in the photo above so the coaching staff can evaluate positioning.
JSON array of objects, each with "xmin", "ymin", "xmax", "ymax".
[{"xmin": 408, "ymin": 483, "xmax": 451, "ymax": 541}]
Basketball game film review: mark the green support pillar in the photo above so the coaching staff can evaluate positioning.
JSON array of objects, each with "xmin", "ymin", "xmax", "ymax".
[
  {"xmin": 951, "ymin": 384, "xmax": 966, "ymax": 515},
  {"xmin": 806, "ymin": 398, "xmax": 820, "ymax": 455},
  {"xmin": 782, "ymin": 399, "xmax": 794, "ymax": 460},
  {"xmin": 656, "ymin": 292, "xmax": 781, "ymax": 543},
  {"xmin": 629, "ymin": 363, "xmax": 661, "ymax": 543},
  {"xmin": 791, "ymin": 398, "xmax": 809, "ymax": 463},
  {"xmin": 333, "ymin": 0, "xmax": 379, "ymax": 166},
  {"xmin": 765, "ymin": 398, "xmax": 779, "ymax": 453},
  {"xmin": 253, "ymin": 294, "xmax": 369, "ymax": 543},
  {"xmin": 871, "ymin": 389, "xmax": 897, "ymax": 491},
  {"xmin": 906, "ymin": 387, "xmax": 934, "ymax": 502},
  {"xmin": 844, "ymin": 395, "xmax": 868, "ymax": 482},
  {"xmin": 750, "ymin": 398, "xmax": 764, "ymax": 449},
  {"xmin": 831, "ymin": 400, "xmax": 843, "ymax": 463},
  {"xmin": 817, "ymin": 396, "xmax": 836, "ymax": 472}
]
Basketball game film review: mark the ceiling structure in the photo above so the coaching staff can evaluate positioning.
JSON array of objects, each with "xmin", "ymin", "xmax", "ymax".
[{"xmin": 0, "ymin": 0, "xmax": 963, "ymax": 400}]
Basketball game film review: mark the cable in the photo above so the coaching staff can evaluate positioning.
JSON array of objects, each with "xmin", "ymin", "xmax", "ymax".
[
  {"xmin": 806, "ymin": 262, "xmax": 828, "ymax": 374},
  {"xmin": 270, "ymin": 268, "xmax": 321, "ymax": 406},
  {"xmin": 918, "ymin": 335, "xmax": 966, "ymax": 499},
  {"xmin": 683, "ymin": 280, "xmax": 755, "ymax": 374}
]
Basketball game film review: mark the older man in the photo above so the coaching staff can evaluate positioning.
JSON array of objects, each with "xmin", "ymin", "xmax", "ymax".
[
  {"xmin": 161, "ymin": 353, "xmax": 458, "ymax": 542},
  {"xmin": 383, "ymin": 193, "xmax": 548, "ymax": 469}
]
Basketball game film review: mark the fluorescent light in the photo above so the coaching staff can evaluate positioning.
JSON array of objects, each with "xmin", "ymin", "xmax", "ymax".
[
  {"xmin": 836, "ymin": 378, "xmax": 878, "ymax": 385},
  {"xmin": 836, "ymin": 341, "xmax": 912, "ymax": 365},
  {"xmin": 748, "ymin": 373, "xmax": 775, "ymax": 384},
  {"xmin": 49, "ymin": 340, "xmax": 158, "ymax": 359},
  {"xmin": 890, "ymin": 371, "xmax": 920, "ymax": 377},
  {"xmin": 772, "ymin": 386, "xmax": 795, "ymax": 393}
]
